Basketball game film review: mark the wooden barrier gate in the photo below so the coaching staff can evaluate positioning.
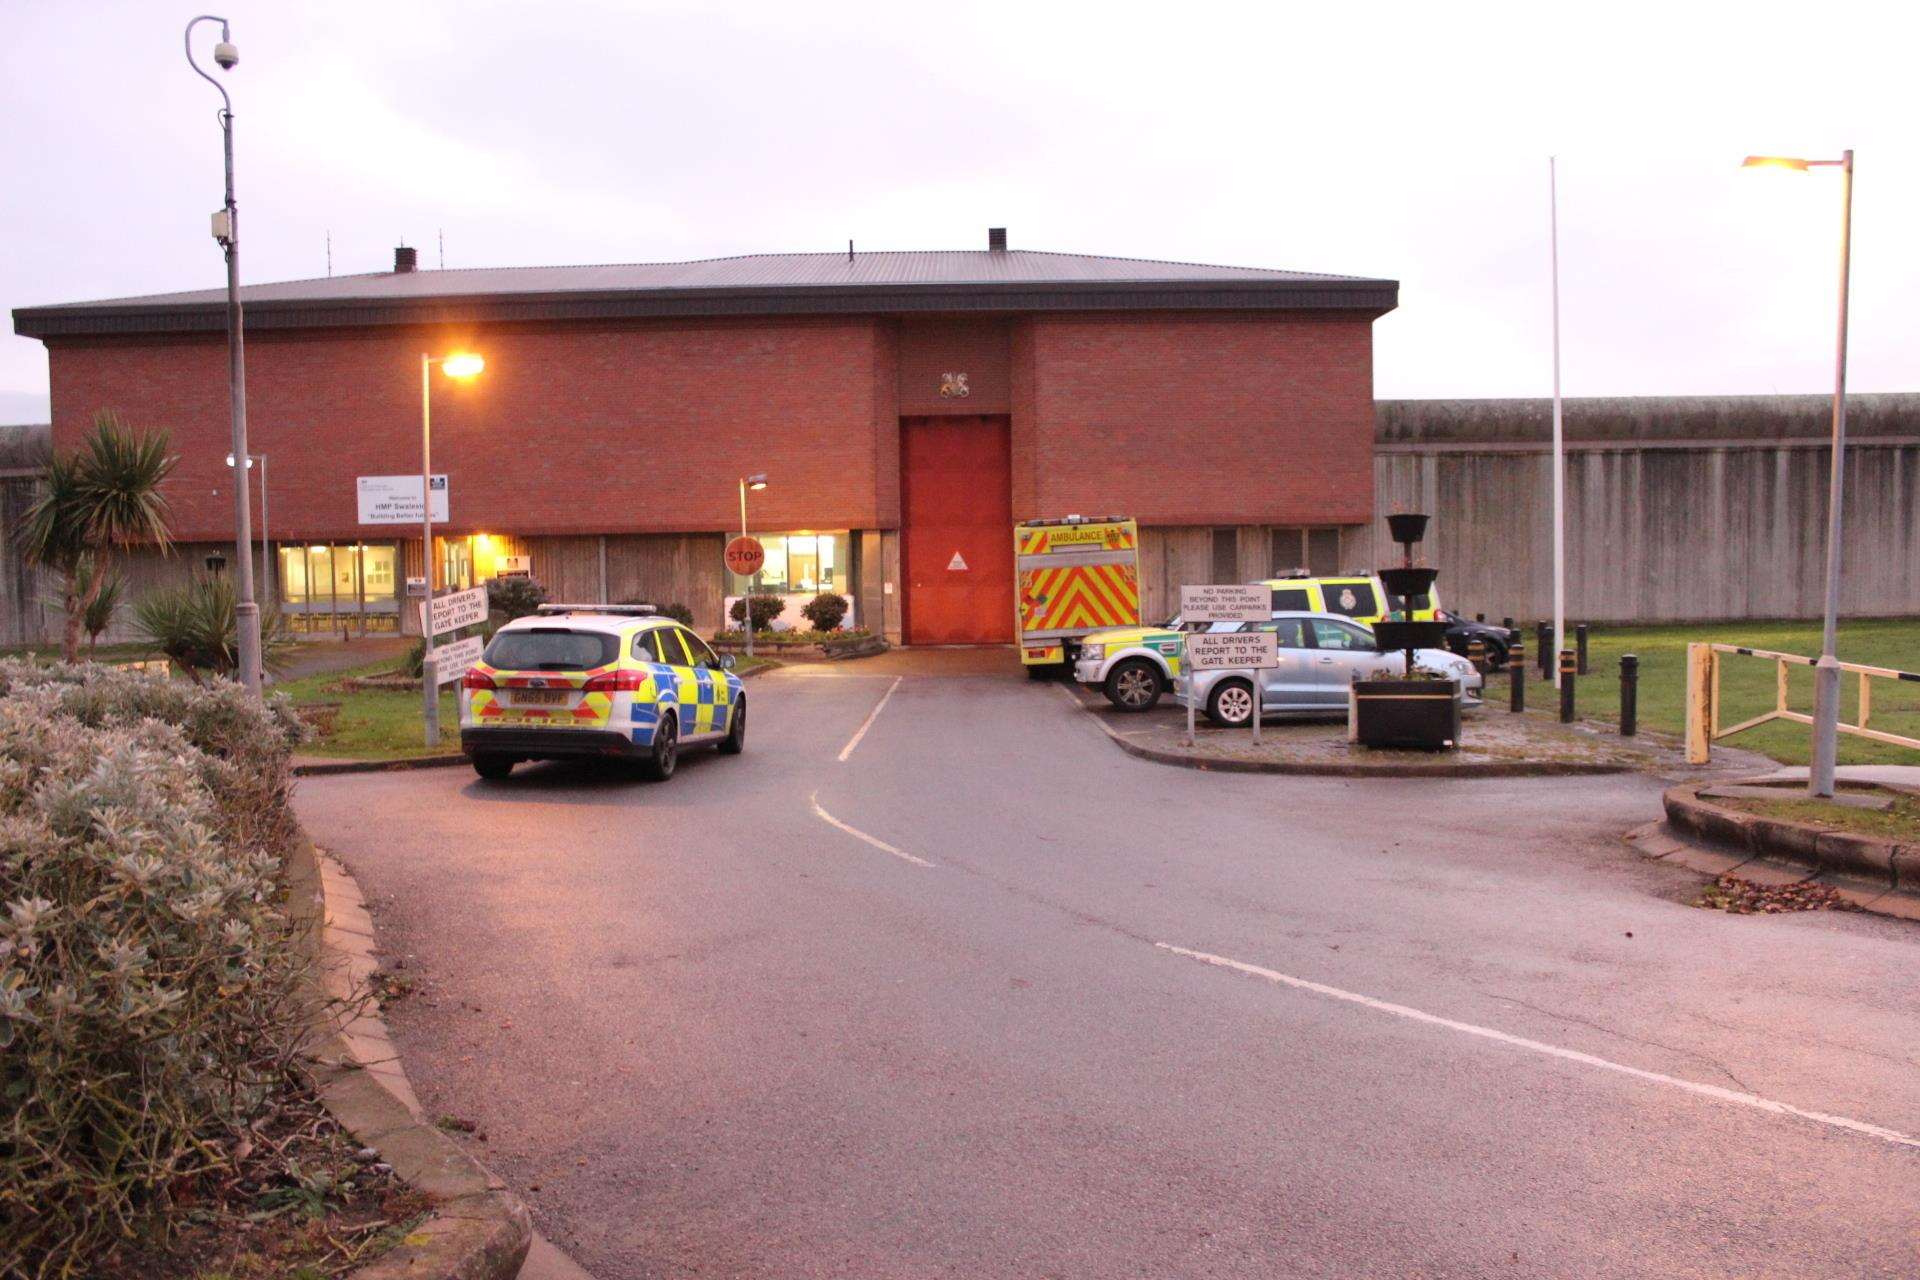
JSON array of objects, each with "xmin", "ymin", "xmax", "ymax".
[{"xmin": 1685, "ymin": 642, "xmax": 1920, "ymax": 765}]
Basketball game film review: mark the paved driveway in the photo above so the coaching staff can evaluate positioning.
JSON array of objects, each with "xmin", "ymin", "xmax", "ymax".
[{"xmin": 296, "ymin": 655, "xmax": 1920, "ymax": 1279}]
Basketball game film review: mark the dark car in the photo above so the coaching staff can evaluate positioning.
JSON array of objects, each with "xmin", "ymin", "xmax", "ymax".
[{"xmin": 1438, "ymin": 611, "xmax": 1511, "ymax": 668}]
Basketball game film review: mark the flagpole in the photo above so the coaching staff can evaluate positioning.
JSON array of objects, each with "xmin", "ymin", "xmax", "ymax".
[{"xmin": 1549, "ymin": 156, "xmax": 1566, "ymax": 688}]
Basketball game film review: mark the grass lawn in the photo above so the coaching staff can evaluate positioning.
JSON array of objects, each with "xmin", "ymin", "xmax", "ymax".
[
  {"xmin": 277, "ymin": 654, "xmax": 781, "ymax": 760},
  {"xmin": 1727, "ymin": 792, "xmax": 1920, "ymax": 843},
  {"xmin": 276, "ymin": 661, "xmax": 458, "ymax": 760},
  {"xmin": 1548, "ymin": 617, "xmax": 1920, "ymax": 767}
]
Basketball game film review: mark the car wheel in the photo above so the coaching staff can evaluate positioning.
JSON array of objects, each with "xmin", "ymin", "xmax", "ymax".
[
  {"xmin": 471, "ymin": 753, "xmax": 516, "ymax": 781},
  {"xmin": 1103, "ymin": 658, "xmax": 1163, "ymax": 712},
  {"xmin": 718, "ymin": 697, "xmax": 746, "ymax": 755},
  {"xmin": 1481, "ymin": 640, "xmax": 1509, "ymax": 670},
  {"xmin": 1205, "ymin": 678, "xmax": 1256, "ymax": 728},
  {"xmin": 639, "ymin": 713, "xmax": 679, "ymax": 780}
]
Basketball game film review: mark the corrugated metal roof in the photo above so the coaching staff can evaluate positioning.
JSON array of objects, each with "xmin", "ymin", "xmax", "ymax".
[{"xmin": 14, "ymin": 248, "xmax": 1397, "ymax": 339}]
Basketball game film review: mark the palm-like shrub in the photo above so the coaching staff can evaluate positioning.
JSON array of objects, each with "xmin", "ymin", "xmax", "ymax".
[
  {"xmin": 132, "ymin": 574, "xmax": 294, "ymax": 680},
  {"xmin": 73, "ymin": 555, "xmax": 123, "ymax": 652},
  {"xmin": 16, "ymin": 413, "xmax": 176, "ymax": 663}
]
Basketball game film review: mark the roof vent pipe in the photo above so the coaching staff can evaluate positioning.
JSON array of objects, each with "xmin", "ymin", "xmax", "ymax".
[
  {"xmin": 988, "ymin": 227, "xmax": 1007, "ymax": 252},
  {"xmin": 394, "ymin": 245, "xmax": 418, "ymax": 273}
]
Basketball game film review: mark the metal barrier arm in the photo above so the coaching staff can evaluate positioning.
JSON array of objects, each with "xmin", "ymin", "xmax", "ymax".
[{"xmin": 1689, "ymin": 641, "xmax": 1920, "ymax": 764}]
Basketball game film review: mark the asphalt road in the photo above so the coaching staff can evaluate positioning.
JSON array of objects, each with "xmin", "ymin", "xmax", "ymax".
[{"xmin": 296, "ymin": 653, "xmax": 1920, "ymax": 1279}]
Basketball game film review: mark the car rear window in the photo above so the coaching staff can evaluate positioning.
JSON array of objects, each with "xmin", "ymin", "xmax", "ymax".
[
  {"xmin": 1270, "ymin": 587, "xmax": 1312, "ymax": 611},
  {"xmin": 483, "ymin": 628, "xmax": 617, "ymax": 671},
  {"xmin": 1321, "ymin": 581, "xmax": 1380, "ymax": 618}
]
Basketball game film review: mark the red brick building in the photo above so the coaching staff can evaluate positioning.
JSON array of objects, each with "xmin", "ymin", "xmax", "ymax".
[{"xmin": 13, "ymin": 231, "xmax": 1396, "ymax": 642}]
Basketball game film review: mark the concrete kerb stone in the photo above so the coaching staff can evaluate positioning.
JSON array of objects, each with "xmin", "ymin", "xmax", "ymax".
[
  {"xmin": 1080, "ymin": 703, "xmax": 1633, "ymax": 779},
  {"xmin": 283, "ymin": 830, "xmax": 532, "ymax": 1280},
  {"xmin": 295, "ymin": 753, "xmax": 471, "ymax": 777},
  {"xmin": 1663, "ymin": 779, "xmax": 1910, "ymax": 890},
  {"xmin": 1651, "ymin": 781, "xmax": 1920, "ymax": 924}
]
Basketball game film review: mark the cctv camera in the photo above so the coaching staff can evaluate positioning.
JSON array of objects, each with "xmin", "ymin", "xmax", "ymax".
[{"xmin": 213, "ymin": 41, "xmax": 238, "ymax": 69}]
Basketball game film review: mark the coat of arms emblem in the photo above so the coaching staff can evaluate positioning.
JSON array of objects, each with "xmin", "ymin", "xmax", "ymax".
[{"xmin": 939, "ymin": 371, "xmax": 970, "ymax": 398}]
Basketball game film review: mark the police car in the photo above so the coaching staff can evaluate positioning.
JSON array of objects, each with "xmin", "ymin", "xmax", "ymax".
[{"xmin": 458, "ymin": 604, "xmax": 744, "ymax": 781}]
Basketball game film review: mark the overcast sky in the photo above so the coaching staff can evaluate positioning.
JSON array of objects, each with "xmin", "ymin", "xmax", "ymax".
[{"xmin": 2, "ymin": 0, "xmax": 1913, "ymax": 423}]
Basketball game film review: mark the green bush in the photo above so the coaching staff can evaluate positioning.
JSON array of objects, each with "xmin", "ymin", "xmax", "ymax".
[
  {"xmin": 0, "ymin": 662, "xmax": 311, "ymax": 1275},
  {"xmin": 728, "ymin": 594, "xmax": 786, "ymax": 632},
  {"xmin": 485, "ymin": 575, "xmax": 547, "ymax": 622},
  {"xmin": 799, "ymin": 592, "xmax": 849, "ymax": 632},
  {"xmin": 658, "ymin": 602, "xmax": 695, "ymax": 626}
]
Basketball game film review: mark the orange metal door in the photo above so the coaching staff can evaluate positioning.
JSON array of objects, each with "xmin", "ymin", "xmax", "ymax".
[{"xmin": 901, "ymin": 415, "xmax": 1013, "ymax": 645}]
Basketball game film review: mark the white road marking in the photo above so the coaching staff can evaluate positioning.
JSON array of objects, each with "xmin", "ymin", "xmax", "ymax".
[
  {"xmin": 837, "ymin": 676, "xmax": 902, "ymax": 762},
  {"xmin": 1157, "ymin": 943, "xmax": 1920, "ymax": 1152},
  {"xmin": 809, "ymin": 791, "xmax": 934, "ymax": 867}
]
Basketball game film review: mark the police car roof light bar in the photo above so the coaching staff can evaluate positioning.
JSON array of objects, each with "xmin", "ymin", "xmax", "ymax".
[{"xmin": 534, "ymin": 603, "xmax": 657, "ymax": 617}]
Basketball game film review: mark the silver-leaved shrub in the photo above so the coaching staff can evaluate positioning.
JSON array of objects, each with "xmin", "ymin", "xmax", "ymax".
[{"xmin": 0, "ymin": 661, "xmax": 311, "ymax": 1276}]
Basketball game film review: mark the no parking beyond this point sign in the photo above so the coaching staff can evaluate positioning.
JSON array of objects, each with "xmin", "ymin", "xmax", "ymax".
[
  {"xmin": 1179, "ymin": 583, "xmax": 1269, "ymax": 624},
  {"xmin": 948, "ymin": 551, "xmax": 969, "ymax": 571},
  {"xmin": 725, "ymin": 536, "xmax": 765, "ymax": 577}
]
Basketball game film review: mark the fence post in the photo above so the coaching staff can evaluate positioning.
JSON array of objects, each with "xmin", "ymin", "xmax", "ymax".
[
  {"xmin": 1559, "ymin": 649, "xmax": 1577, "ymax": 723},
  {"xmin": 1509, "ymin": 634, "xmax": 1526, "ymax": 713},
  {"xmin": 1576, "ymin": 623, "xmax": 1590, "ymax": 675},
  {"xmin": 1685, "ymin": 643, "xmax": 1711, "ymax": 764},
  {"xmin": 1620, "ymin": 654, "xmax": 1638, "ymax": 736}
]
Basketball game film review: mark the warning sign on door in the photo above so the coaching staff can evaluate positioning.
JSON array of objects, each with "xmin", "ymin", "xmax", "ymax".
[{"xmin": 948, "ymin": 552, "xmax": 969, "ymax": 571}]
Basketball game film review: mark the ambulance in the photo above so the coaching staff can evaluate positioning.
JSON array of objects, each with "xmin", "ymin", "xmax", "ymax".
[{"xmin": 1013, "ymin": 516, "xmax": 1143, "ymax": 674}]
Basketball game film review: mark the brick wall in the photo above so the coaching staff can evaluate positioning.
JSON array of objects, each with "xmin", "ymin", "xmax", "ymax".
[
  {"xmin": 47, "ymin": 317, "xmax": 892, "ymax": 542},
  {"xmin": 1012, "ymin": 313, "xmax": 1376, "ymax": 526},
  {"xmin": 43, "ymin": 309, "xmax": 1378, "ymax": 544},
  {"xmin": 893, "ymin": 318, "xmax": 1012, "ymax": 417}
]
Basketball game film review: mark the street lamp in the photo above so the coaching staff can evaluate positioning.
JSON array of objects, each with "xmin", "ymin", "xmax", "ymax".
[
  {"xmin": 1743, "ymin": 150, "xmax": 1853, "ymax": 798},
  {"xmin": 739, "ymin": 474, "xmax": 767, "ymax": 658},
  {"xmin": 187, "ymin": 14, "xmax": 262, "ymax": 694},
  {"xmin": 419, "ymin": 352, "xmax": 486, "ymax": 746},
  {"xmin": 227, "ymin": 452, "xmax": 270, "ymax": 618}
]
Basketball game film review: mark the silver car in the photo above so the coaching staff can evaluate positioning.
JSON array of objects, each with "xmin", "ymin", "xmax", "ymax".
[{"xmin": 1172, "ymin": 611, "xmax": 1483, "ymax": 727}]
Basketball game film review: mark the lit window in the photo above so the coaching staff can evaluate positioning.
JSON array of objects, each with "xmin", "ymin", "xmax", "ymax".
[{"xmin": 748, "ymin": 533, "xmax": 842, "ymax": 594}]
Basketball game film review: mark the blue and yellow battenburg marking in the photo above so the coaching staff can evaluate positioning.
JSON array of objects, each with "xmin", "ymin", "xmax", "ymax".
[{"xmin": 465, "ymin": 641, "xmax": 741, "ymax": 746}]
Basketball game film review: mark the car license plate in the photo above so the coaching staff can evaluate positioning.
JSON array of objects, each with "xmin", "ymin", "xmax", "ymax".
[{"xmin": 510, "ymin": 689, "xmax": 569, "ymax": 707}]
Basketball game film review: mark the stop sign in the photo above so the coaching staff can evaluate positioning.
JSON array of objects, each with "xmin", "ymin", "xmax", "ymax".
[{"xmin": 724, "ymin": 536, "xmax": 765, "ymax": 577}]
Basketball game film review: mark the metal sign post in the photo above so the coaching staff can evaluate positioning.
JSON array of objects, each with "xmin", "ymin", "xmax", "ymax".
[{"xmin": 1179, "ymin": 584, "xmax": 1271, "ymax": 746}]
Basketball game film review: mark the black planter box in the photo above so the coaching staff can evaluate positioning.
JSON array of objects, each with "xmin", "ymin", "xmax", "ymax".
[{"xmin": 1352, "ymin": 677, "xmax": 1462, "ymax": 750}]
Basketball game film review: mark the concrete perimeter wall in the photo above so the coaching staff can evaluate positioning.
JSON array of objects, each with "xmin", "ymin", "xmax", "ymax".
[{"xmin": 1371, "ymin": 394, "xmax": 1920, "ymax": 624}]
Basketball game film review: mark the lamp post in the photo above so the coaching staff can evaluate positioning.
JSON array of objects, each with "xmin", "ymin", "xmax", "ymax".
[
  {"xmin": 419, "ymin": 352, "xmax": 486, "ymax": 746},
  {"xmin": 739, "ymin": 473, "xmax": 767, "ymax": 658},
  {"xmin": 186, "ymin": 15, "xmax": 262, "ymax": 694},
  {"xmin": 227, "ymin": 451, "xmax": 269, "ymax": 617},
  {"xmin": 1743, "ymin": 150, "xmax": 1854, "ymax": 798}
]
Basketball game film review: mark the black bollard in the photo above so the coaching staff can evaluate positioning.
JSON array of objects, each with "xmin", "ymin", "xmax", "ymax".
[
  {"xmin": 1559, "ymin": 649, "xmax": 1577, "ymax": 723},
  {"xmin": 1576, "ymin": 623, "xmax": 1590, "ymax": 676},
  {"xmin": 1475, "ymin": 613, "xmax": 1486, "ymax": 623},
  {"xmin": 1620, "ymin": 654, "xmax": 1638, "ymax": 736},
  {"xmin": 1537, "ymin": 623, "xmax": 1552, "ymax": 680},
  {"xmin": 1502, "ymin": 616, "xmax": 1514, "ymax": 633},
  {"xmin": 1509, "ymin": 636, "xmax": 1526, "ymax": 712},
  {"xmin": 1467, "ymin": 638, "xmax": 1487, "ymax": 673}
]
